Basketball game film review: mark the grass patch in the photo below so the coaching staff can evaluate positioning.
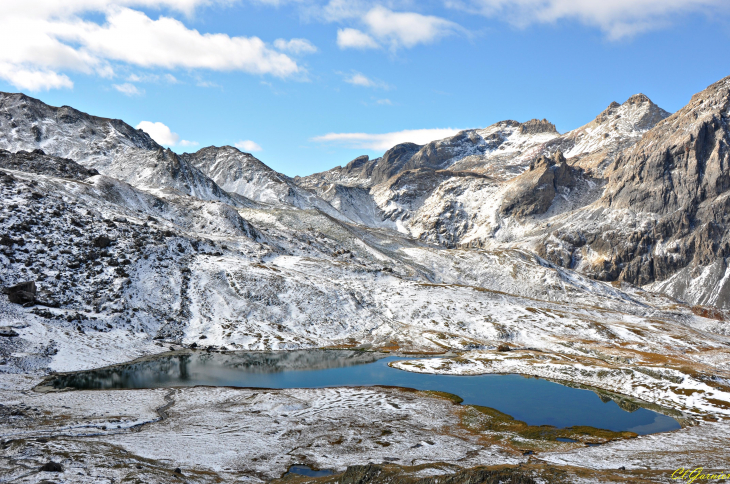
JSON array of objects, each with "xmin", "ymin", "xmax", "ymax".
[
  {"xmin": 461, "ymin": 405, "xmax": 637, "ymax": 444},
  {"xmin": 421, "ymin": 390, "xmax": 464, "ymax": 405}
]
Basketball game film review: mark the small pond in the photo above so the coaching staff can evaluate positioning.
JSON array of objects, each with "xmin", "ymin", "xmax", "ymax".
[
  {"xmin": 41, "ymin": 350, "xmax": 681, "ymax": 435},
  {"xmin": 285, "ymin": 465, "xmax": 336, "ymax": 477}
]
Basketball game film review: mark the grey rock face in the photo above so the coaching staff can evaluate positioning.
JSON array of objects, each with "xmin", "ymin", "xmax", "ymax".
[
  {"xmin": 500, "ymin": 151, "xmax": 577, "ymax": 218},
  {"xmin": 3, "ymin": 281, "xmax": 36, "ymax": 305},
  {"xmin": 603, "ymin": 80, "xmax": 730, "ymax": 215},
  {"xmin": 519, "ymin": 118, "xmax": 558, "ymax": 135},
  {"xmin": 534, "ymin": 77, "xmax": 730, "ymax": 304}
]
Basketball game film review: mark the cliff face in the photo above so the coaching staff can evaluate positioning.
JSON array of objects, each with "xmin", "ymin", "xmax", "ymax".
[
  {"xmin": 533, "ymin": 77, "xmax": 730, "ymax": 304},
  {"xmin": 603, "ymin": 78, "xmax": 730, "ymax": 215}
]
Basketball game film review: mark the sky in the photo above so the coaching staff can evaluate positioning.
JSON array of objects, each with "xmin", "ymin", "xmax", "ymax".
[{"xmin": 1, "ymin": 1, "xmax": 730, "ymax": 177}]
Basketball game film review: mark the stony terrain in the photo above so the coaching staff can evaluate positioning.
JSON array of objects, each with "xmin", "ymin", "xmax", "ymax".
[{"xmin": 1, "ymin": 77, "xmax": 730, "ymax": 482}]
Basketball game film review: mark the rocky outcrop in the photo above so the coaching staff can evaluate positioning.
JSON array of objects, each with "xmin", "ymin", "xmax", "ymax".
[
  {"xmin": 519, "ymin": 118, "xmax": 558, "ymax": 135},
  {"xmin": 0, "ymin": 149, "xmax": 98, "ymax": 180},
  {"xmin": 500, "ymin": 151, "xmax": 577, "ymax": 218}
]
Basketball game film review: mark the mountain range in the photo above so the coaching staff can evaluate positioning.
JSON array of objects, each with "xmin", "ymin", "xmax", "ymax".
[{"xmin": 3, "ymin": 77, "xmax": 727, "ymax": 312}]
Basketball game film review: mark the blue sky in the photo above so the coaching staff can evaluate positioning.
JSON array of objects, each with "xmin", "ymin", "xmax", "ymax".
[{"xmin": 1, "ymin": 1, "xmax": 729, "ymax": 177}]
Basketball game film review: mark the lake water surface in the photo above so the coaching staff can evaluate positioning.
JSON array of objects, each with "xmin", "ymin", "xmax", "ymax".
[{"xmin": 43, "ymin": 349, "xmax": 680, "ymax": 435}]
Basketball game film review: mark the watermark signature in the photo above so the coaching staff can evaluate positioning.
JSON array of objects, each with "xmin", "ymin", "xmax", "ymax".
[{"xmin": 672, "ymin": 468, "xmax": 730, "ymax": 482}]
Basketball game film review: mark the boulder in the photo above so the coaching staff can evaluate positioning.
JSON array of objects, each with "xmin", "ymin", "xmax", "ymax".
[
  {"xmin": 3, "ymin": 281, "xmax": 36, "ymax": 305},
  {"xmin": 93, "ymin": 235, "xmax": 112, "ymax": 248},
  {"xmin": 39, "ymin": 461, "xmax": 63, "ymax": 472}
]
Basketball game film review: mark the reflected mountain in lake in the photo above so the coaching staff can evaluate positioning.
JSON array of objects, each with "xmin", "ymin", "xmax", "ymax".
[
  {"xmin": 47, "ymin": 350, "xmax": 386, "ymax": 391},
  {"xmin": 41, "ymin": 350, "xmax": 682, "ymax": 435}
]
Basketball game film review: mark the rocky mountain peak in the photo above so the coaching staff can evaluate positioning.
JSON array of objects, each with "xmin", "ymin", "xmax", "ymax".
[
  {"xmin": 0, "ymin": 91, "xmax": 160, "ymax": 158},
  {"xmin": 519, "ymin": 118, "xmax": 558, "ymax": 135},
  {"xmin": 345, "ymin": 155, "xmax": 370, "ymax": 171},
  {"xmin": 626, "ymin": 93, "xmax": 652, "ymax": 105},
  {"xmin": 529, "ymin": 149, "xmax": 567, "ymax": 170},
  {"xmin": 603, "ymin": 77, "xmax": 730, "ymax": 215}
]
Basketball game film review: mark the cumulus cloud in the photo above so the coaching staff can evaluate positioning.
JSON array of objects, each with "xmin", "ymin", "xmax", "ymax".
[
  {"xmin": 274, "ymin": 38, "xmax": 318, "ymax": 54},
  {"xmin": 113, "ymin": 82, "xmax": 144, "ymax": 96},
  {"xmin": 362, "ymin": 6, "xmax": 461, "ymax": 49},
  {"xmin": 336, "ymin": 28, "xmax": 379, "ymax": 49},
  {"xmin": 447, "ymin": 0, "xmax": 729, "ymax": 38},
  {"xmin": 342, "ymin": 72, "xmax": 390, "ymax": 89},
  {"xmin": 136, "ymin": 120, "xmax": 195, "ymax": 146},
  {"xmin": 328, "ymin": 4, "xmax": 462, "ymax": 50},
  {"xmin": 0, "ymin": 63, "xmax": 73, "ymax": 91},
  {"xmin": 0, "ymin": 1, "xmax": 303, "ymax": 91},
  {"xmin": 235, "ymin": 140, "xmax": 263, "ymax": 152},
  {"xmin": 312, "ymin": 128, "xmax": 463, "ymax": 151}
]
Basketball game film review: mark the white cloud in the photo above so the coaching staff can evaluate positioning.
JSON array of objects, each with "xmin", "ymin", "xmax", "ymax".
[
  {"xmin": 274, "ymin": 38, "xmax": 318, "ymax": 54},
  {"xmin": 69, "ymin": 8, "xmax": 299, "ymax": 75},
  {"xmin": 362, "ymin": 6, "xmax": 461, "ymax": 49},
  {"xmin": 448, "ymin": 0, "xmax": 729, "ymax": 39},
  {"xmin": 312, "ymin": 128, "xmax": 463, "ymax": 151},
  {"xmin": 235, "ymin": 140, "xmax": 263, "ymax": 152},
  {"xmin": 376, "ymin": 98, "xmax": 392, "ymax": 105},
  {"xmin": 336, "ymin": 28, "xmax": 379, "ymax": 49},
  {"xmin": 113, "ymin": 82, "xmax": 144, "ymax": 96},
  {"xmin": 0, "ymin": 63, "xmax": 73, "ymax": 91},
  {"xmin": 136, "ymin": 120, "xmax": 180, "ymax": 145},
  {"xmin": 333, "ymin": 6, "xmax": 462, "ymax": 50},
  {"xmin": 342, "ymin": 72, "xmax": 390, "ymax": 89},
  {"xmin": 0, "ymin": 1, "xmax": 302, "ymax": 91},
  {"xmin": 1, "ymin": 1, "xmax": 214, "ymax": 18},
  {"xmin": 127, "ymin": 72, "xmax": 178, "ymax": 83},
  {"xmin": 179, "ymin": 139, "xmax": 199, "ymax": 147}
]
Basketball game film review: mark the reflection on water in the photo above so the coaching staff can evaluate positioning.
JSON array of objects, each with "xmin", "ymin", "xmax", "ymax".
[
  {"xmin": 44, "ymin": 350, "xmax": 681, "ymax": 435},
  {"xmin": 49, "ymin": 350, "xmax": 385, "ymax": 390}
]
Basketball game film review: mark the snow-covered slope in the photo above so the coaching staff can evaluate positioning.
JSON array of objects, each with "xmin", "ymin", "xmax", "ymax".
[
  {"xmin": 0, "ymin": 92, "xmax": 246, "ymax": 205},
  {"xmin": 541, "ymin": 93, "xmax": 671, "ymax": 176},
  {"xmin": 181, "ymin": 145, "xmax": 347, "ymax": 219},
  {"xmin": 0, "ymin": 92, "xmax": 158, "ymax": 158}
]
